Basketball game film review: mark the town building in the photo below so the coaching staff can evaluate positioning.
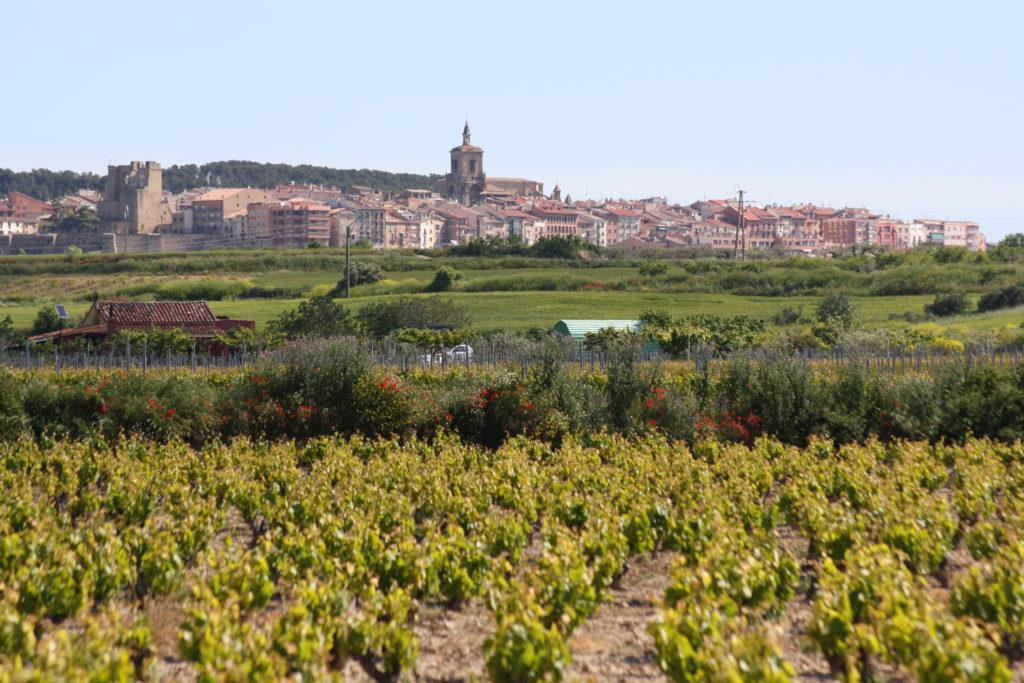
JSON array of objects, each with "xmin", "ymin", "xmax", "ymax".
[
  {"xmin": 190, "ymin": 188, "xmax": 277, "ymax": 235},
  {"xmin": 0, "ymin": 191, "xmax": 53, "ymax": 218}
]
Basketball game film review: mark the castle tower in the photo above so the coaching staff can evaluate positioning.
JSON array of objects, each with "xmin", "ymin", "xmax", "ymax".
[
  {"xmin": 97, "ymin": 161, "xmax": 169, "ymax": 234},
  {"xmin": 438, "ymin": 122, "xmax": 486, "ymax": 205},
  {"xmin": 552, "ymin": 182, "xmax": 562, "ymax": 202}
]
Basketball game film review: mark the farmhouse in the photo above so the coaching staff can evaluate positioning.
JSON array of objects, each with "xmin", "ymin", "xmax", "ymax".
[{"xmin": 27, "ymin": 300, "xmax": 254, "ymax": 348}]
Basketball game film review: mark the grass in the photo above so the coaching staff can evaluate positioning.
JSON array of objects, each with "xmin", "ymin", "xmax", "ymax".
[
  {"xmin": 205, "ymin": 292, "xmax": 939, "ymax": 332},
  {"xmin": 4, "ymin": 249, "xmax": 1024, "ymax": 340},
  {"xmin": 6, "ymin": 288, "xmax": 1020, "ymax": 338}
]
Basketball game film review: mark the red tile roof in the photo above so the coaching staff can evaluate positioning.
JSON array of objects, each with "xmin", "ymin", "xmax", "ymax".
[
  {"xmin": 603, "ymin": 207, "xmax": 640, "ymax": 217},
  {"xmin": 99, "ymin": 301, "xmax": 220, "ymax": 336}
]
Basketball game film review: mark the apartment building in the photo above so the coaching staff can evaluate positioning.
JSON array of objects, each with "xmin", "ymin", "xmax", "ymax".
[
  {"xmin": 192, "ymin": 188, "xmax": 276, "ymax": 233},
  {"xmin": 247, "ymin": 200, "xmax": 330, "ymax": 247}
]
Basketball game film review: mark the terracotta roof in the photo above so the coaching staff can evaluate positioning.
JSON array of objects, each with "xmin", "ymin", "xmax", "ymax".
[
  {"xmin": 194, "ymin": 189, "xmax": 242, "ymax": 202},
  {"xmin": 99, "ymin": 301, "xmax": 220, "ymax": 336},
  {"xmin": 603, "ymin": 207, "xmax": 640, "ymax": 217}
]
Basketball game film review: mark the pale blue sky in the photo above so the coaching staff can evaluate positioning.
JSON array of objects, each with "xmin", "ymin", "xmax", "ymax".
[{"xmin": 5, "ymin": 0, "xmax": 1022, "ymax": 239}]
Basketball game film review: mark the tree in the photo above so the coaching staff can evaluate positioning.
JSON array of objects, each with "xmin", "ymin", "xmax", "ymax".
[
  {"xmin": 268, "ymin": 295, "xmax": 355, "ymax": 339},
  {"xmin": 356, "ymin": 296, "xmax": 471, "ymax": 337},
  {"xmin": 41, "ymin": 203, "xmax": 100, "ymax": 233},
  {"xmin": 30, "ymin": 306, "xmax": 61, "ymax": 336},
  {"xmin": 0, "ymin": 315, "xmax": 14, "ymax": 346},
  {"xmin": 530, "ymin": 235, "xmax": 595, "ymax": 259},
  {"xmin": 813, "ymin": 292, "xmax": 856, "ymax": 346},
  {"xmin": 638, "ymin": 308, "xmax": 673, "ymax": 332},
  {"xmin": 1001, "ymin": 233, "xmax": 1024, "ymax": 248}
]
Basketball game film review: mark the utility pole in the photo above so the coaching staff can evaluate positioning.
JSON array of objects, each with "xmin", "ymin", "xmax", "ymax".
[
  {"xmin": 732, "ymin": 189, "xmax": 747, "ymax": 262},
  {"xmin": 344, "ymin": 217, "xmax": 353, "ymax": 298}
]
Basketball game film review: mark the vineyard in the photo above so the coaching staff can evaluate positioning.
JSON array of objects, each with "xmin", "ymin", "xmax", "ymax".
[{"xmin": 2, "ymin": 433, "xmax": 1024, "ymax": 681}]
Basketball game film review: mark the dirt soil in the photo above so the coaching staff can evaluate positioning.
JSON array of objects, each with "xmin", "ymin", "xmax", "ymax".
[{"xmin": 147, "ymin": 519, "xmax": 1024, "ymax": 682}]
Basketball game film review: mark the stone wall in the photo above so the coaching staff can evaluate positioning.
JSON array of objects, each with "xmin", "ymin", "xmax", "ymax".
[{"xmin": 0, "ymin": 232, "xmax": 238, "ymax": 255}]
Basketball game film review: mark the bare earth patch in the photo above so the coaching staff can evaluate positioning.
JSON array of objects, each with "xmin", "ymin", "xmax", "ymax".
[
  {"xmin": 411, "ymin": 601, "xmax": 494, "ymax": 682},
  {"xmin": 565, "ymin": 550, "xmax": 677, "ymax": 682}
]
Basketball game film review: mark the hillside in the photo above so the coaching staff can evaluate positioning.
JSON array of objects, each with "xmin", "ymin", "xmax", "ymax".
[{"xmin": 0, "ymin": 162, "xmax": 441, "ymax": 200}]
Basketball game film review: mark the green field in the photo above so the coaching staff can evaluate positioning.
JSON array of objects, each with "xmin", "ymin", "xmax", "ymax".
[
  {"xmin": 210, "ymin": 292, "xmax": 942, "ymax": 332},
  {"xmin": 3, "ymin": 247, "xmax": 1024, "ymax": 339}
]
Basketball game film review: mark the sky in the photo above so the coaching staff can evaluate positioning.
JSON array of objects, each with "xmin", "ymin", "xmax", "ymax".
[{"xmin": 4, "ymin": 0, "xmax": 1023, "ymax": 239}]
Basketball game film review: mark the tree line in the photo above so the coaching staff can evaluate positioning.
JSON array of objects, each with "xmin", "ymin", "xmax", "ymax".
[
  {"xmin": 160, "ymin": 161, "xmax": 439, "ymax": 194},
  {"xmin": 0, "ymin": 169, "xmax": 104, "ymax": 202},
  {"xmin": 0, "ymin": 162, "xmax": 441, "ymax": 201}
]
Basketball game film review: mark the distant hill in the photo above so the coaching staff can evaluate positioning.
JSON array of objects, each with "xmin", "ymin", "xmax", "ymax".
[
  {"xmin": 0, "ymin": 168, "xmax": 104, "ymax": 201},
  {"xmin": 161, "ymin": 161, "xmax": 441, "ymax": 195},
  {"xmin": 0, "ymin": 161, "xmax": 442, "ymax": 200}
]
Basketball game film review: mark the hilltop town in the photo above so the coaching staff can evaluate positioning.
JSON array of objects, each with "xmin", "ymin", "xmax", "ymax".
[{"xmin": 1, "ymin": 124, "xmax": 986, "ymax": 255}]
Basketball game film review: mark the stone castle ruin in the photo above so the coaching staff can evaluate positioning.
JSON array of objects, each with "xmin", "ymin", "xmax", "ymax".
[{"xmin": 97, "ymin": 161, "xmax": 171, "ymax": 234}]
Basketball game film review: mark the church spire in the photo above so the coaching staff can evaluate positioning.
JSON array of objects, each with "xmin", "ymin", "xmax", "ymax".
[{"xmin": 462, "ymin": 120, "xmax": 471, "ymax": 146}]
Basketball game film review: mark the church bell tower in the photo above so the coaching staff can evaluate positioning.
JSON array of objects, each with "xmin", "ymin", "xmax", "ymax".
[{"xmin": 442, "ymin": 121, "xmax": 486, "ymax": 205}]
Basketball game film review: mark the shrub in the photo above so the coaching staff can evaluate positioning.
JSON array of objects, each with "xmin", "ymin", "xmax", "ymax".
[
  {"xmin": 933, "ymin": 246, "xmax": 967, "ymax": 263},
  {"xmin": 227, "ymin": 337, "xmax": 374, "ymax": 439},
  {"xmin": 977, "ymin": 285, "xmax": 1024, "ymax": 313},
  {"xmin": 425, "ymin": 266, "xmax": 464, "ymax": 292},
  {"xmin": 603, "ymin": 335, "xmax": 664, "ymax": 435},
  {"xmin": 815, "ymin": 292, "xmax": 855, "ymax": 327},
  {"xmin": 934, "ymin": 365, "xmax": 1024, "ymax": 442},
  {"xmin": 239, "ymin": 285, "xmax": 309, "ymax": 299},
  {"xmin": 119, "ymin": 279, "xmax": 249, "ymax": 301},
  {"xmin": 0, "ymin": 369, "xmax": 26, "ymax": 439},
  {"xmin": 720, "ymin": 353, "xmax": 824, "ymax": 446},
  {"xmin": 445, "ymin": 372, "xmax": 541, "ymax": 449},
  {"xmin": 924, "ymin": 292, "xmax": 970, "ymax": 317},
  {"xmin": 771, "ymin": 306, "xmax": 802, "ymax": 326},
  {"xmin": 335, "ymin": 261, "xmax": 386, "ymax": 291},
  {"xmin": 638, "ymin": 261, "xmax": 669, "ymax": 277}
]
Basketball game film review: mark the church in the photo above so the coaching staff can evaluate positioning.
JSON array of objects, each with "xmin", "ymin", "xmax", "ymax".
[{"xmin": 436, "ymin": 122, "xmax": 545, "ymax": 205}]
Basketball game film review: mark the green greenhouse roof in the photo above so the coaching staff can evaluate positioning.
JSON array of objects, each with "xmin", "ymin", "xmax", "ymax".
[{"xmin": 552, "ymin": 319, "xmax": 643, "ymax": 341}]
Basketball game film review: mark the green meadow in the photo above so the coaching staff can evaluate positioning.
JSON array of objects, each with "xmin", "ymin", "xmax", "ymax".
[{"xmin": 2, "ymin": 245, "xmax": 1024, "ymax": 339}]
